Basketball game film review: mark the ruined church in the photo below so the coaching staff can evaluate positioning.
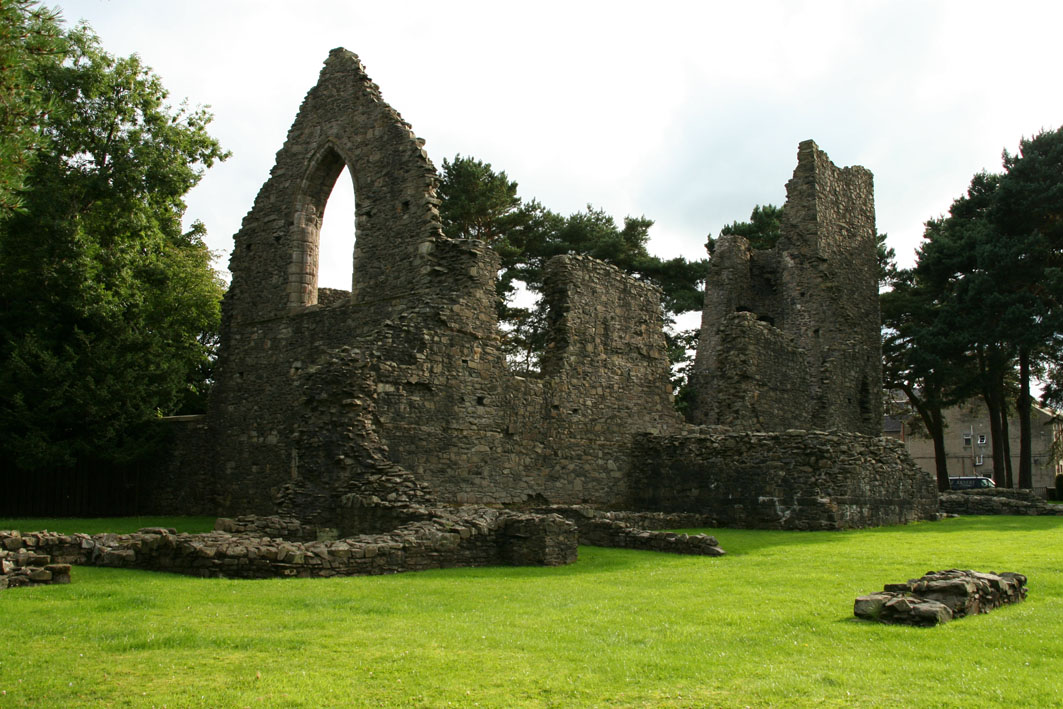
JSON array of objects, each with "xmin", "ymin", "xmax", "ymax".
[{"xmin": 155, "ymin": 49, "xmax": 937, "ymax": 536}]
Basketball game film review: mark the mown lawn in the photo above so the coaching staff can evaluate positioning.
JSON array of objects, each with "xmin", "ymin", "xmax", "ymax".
[{"xmin": 1, "ymin": 515, "xmax": 1061, "ymax": 708}]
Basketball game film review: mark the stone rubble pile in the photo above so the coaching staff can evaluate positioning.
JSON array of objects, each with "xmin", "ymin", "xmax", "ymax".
[
  {"xmin": 0, "ymin": 534, "xmax": 72, "ymax": 589},
  {"xmin": 854, "ymin": 569, "xmax": 1027, "ymax": 626}
]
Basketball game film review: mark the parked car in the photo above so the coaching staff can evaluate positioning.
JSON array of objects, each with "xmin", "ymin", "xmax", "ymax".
[{"xmin": 949, "ymin": 476, "xmax": 996, "ymax": 490}]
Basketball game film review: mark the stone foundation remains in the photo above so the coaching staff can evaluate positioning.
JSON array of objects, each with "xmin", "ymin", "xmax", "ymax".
[
  {"xmin": 0, "ymin": 540, "xmax": 72, "ymax": 589},
  {"xmin": 0, "ymin": 507, "xmax": 733, "ymax": 580},
  {"xmin": 939, "ymin": 489, "xmax": 1063, "ymax": 516},
  {"xmin": 536, "ymin": 507, "xmax": 725, "ymax": 556},
  {"xmin": 0, "ymin": 515, "xmax": 576, "ymax": 580},
  {"xmin": 854, "ymin": 570, "xmax": 1027, "ymax": 626},
  {"xmin": 141, "ymin": 48, "xmax": 937, "ymax": 562}
]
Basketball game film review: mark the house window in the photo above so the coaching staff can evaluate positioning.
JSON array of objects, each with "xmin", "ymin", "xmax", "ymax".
[
  {"xmin": 977, "ymin": 434, "xmax": 987, "ymax": 445},
  {"xmin": 975, "ymin": 455, "xmax": 984, "ymax": 466},
  {"xmin": 963, "ymin": 433, "xmax": 972, "ymax": 446}
]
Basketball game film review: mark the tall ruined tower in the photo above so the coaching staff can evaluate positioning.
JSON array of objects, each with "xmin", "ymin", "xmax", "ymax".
[{"xmin": 689, "ymin": 140, "xmax": 882, "ymax": 435}]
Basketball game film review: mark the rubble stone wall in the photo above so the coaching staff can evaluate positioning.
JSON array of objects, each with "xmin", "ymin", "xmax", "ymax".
[
  {"xmin": 855, "ymin": 569, "xmax": 1027, "ymax": 626},
  {"xmin": 633, "ymin": 429, "xmax": 938, "ymax": 529},
  {"xmin": 711, "ymin": 313, "xmax": 811, "ymax": 431},
  {"xmin": 939, "ymin": 489, "xmax": 1063, "ymax": 516},
  {"xmin": 0, "ymin": 512, "xmax": 578, "ymax": 580}
]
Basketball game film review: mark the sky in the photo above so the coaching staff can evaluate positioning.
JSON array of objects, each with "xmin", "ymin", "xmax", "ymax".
[{"xmin": 52, "ymin": 0, "xmax": 1063, "ymax": 292}]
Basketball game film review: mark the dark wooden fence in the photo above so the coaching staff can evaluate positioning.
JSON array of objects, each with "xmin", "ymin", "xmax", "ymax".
[{"xmin": 0, "ymin": 459, "xmax": 149, "ymax": 517}]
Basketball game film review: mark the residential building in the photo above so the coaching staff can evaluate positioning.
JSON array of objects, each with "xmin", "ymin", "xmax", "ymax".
[{"xmin": 897, "ymin": 400, "xmax": 1062, "ymax": 492}]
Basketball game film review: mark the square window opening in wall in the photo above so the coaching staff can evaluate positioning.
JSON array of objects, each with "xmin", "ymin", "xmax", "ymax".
[
  {"xmin": 975, "ymin": 454, "xmax": 984, "ymax": 466},
  {"xmin": 977, "ymin": 434, "xmax": 987, "ymax": 445},
  {"xmin": 963, "ymin": 433, "xmax": 972, "ymax": 446}
]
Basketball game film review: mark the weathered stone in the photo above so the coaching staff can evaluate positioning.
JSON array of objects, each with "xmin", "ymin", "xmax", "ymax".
[
  {"xmin": 689, "ymin": 141, "xmax": 881, "ymax": 436},
  {"xmin": 634, "ymin": 430, "xmax": 938, "ymax": 530},
  {"xmin": 855, "ymin": 570, "xmax": 1026, "ymax": 626}
]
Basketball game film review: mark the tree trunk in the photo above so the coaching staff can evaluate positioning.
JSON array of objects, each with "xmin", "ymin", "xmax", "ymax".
[
  {"xmin": 1000, "ymin": 393, "xmax": 1014, "ymax": 488},
  {"xmin": 1017, "ymin": 347, "xmax": 1033, "ymax": 488},
  {"xmin": 905, "ymin": 383, "xmax": 950, "ymax": 492},
  {"xmin": 983, "ymin": 368, "xmax": 1007, "ymax": 487},
  {"xmin": 930, "ymin": 407, "xmax": 950, "ymax": 492}
]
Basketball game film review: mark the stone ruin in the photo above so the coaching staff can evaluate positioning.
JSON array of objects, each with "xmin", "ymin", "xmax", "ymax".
[
  {"xmin": 940, "ymin": 488, "xmax": 1063, "ymax": 517},
  {"xmin": 854, "ymin": 570, "xmax": 1027, "ymax": 626},
  {"xmin": 129, "ymin": 48, "xmax": 938, "ymax": 577},
  {"xmin": 0, "ymin": 517, "xmax": 722, "ymax": 583},
  {"xmin": 689, "ymin": 141, "xmax": 881, "ymax": 435},
  {"xmin": 1, "ymin": 540, "xmax": 71, "ymax": 589}
]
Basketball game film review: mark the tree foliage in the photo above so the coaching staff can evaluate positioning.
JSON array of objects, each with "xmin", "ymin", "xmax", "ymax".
[
  {"xmin": 712, "ymin": 204, "xmax": 783, "ymax": 252},
  {"xmin": 0, "ymin": 10, "xmax": 228, "ymax": 471},
  {"xmin": 0, "ymin": 0, "xmax": 66, "ymax": 215},
  {"xmin": 886, "ymin": 126, "xmax": 1063, "ymax": 488}
]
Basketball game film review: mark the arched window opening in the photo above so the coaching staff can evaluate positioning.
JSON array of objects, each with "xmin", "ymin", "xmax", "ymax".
[
  {"xmin": 318, "ymin": 165, "xmax": 356, "ymax": 294},
  {"xmin": 289, "ymin": 146, "xmax": 357, "ymax": 309}
]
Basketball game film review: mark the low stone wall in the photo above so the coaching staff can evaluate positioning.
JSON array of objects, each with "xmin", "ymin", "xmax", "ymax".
[
  {"xmin": 633, "ymin": 429, "xmax": 939, "ymax": 530},
  {"xmin": 940, "ymin": 489, "xmax": 1063, "ymax": 516},
  {"xmin": 0, "ymin": 546, "xmax": 72, "ymax": 589},
  {"xmin": 855, "ymin": 569, "xmax": 1027, "ymax": 626},
  {"xmin": 0, "ymin": 509, "xmax": 577, "ymax": 580},
  {"xmin": 538, "ymin": 507, "xmax": 725, "ymax": 556},
  {"xmin": 590, "ymin": 510, "xmax": 718, "ymax": 531},
  {"xmin": 214, "ymin": 516, "xmax": 325, "ymax": 542}
]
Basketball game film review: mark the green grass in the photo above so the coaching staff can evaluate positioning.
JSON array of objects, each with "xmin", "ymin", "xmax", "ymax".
[{"xmin": 1, "ymin": 516, "xmax": 1062, "ymax": 707}]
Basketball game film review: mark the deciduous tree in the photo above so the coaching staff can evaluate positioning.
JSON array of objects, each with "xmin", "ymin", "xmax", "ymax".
[{"xmin": 0, "ymin": 16, "xmax": 228, "ymax": 471}]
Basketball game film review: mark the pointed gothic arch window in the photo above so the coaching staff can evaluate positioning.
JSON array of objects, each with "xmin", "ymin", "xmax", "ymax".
[
  {"xmin": 318, "ymin": 165, "xmax": 356, "ymax": 293},
  {"xmin": 288, "ymin": 144, "xmax": 358, "ymax": 308}
]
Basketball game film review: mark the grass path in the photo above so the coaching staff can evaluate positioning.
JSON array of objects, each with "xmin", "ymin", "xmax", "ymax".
[{"xmin": 1, "ymin": 516, "xmax": 1061, "ymax": 707}]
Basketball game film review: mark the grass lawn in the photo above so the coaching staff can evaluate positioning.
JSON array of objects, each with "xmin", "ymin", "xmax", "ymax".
[{"xmin": 1, "ymin": 515, "xmax": 1061, "ymax": 708}]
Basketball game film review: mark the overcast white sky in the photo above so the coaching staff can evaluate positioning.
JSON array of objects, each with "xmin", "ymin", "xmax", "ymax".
[{"xmin": 54, "ymin": 0, "xmax": 1063, "ymax": 291}]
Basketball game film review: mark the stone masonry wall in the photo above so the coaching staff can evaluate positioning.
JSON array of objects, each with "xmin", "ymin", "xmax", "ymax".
[
  {"xmin": 633, "ymin": 429, "xmax": 938, "ymax": 530},
  {"xmin": 711, "ymin": 312, "xmax": 810, "ymax": 431},
  {"xmin": 939, "ymin": 489, "xmax": 1063, "ymax": 516},
  {"xmin": 690, "ymin": 141, "xmax": 881, "ymax": 435}
]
